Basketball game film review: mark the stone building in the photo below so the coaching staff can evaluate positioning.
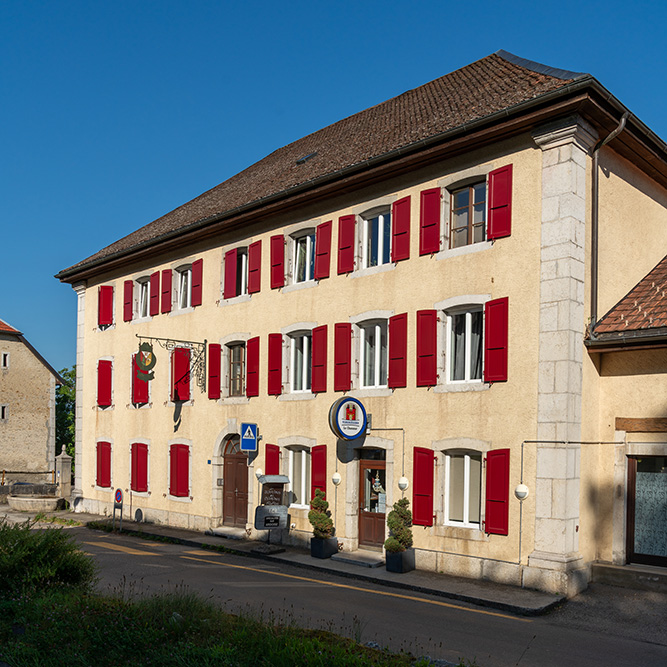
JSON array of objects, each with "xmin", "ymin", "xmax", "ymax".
[{"xmin": 56, "ymin": 51, "xmax": 667, "ymax": 595}]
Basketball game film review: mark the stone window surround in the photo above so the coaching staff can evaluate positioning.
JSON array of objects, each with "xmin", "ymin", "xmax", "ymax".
[
  {"xmin": 349, "ymin": 310, "xmax": 394, "ymax": 398},
  {"xmin": 279, "ymin": 322, "xmax": 317, "ymax": 401},
  {"xmin": 219, "ymin": 238, "xmax": 256, "ymax": 306},
  {"xmin": 217, "ymin": 332, "xmax": 251, "ymax": 404},
  {"xmin": 94, "ymin": 438, "xmax": 113, "ymax": 491},
  {"xmin": 1, "ymin": 351, "xmax": 10, "ymax": 369},
  {"xmin": 277, "ymin": 435, "xmax": 318, "ymax": 511},
  {"xmin": 281, "ymin": 219, "xmax": 321, "ymax": 294}
]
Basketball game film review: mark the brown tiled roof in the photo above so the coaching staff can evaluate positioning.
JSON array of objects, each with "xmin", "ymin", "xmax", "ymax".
[
  {"xmin": 59, "ymin": 51, "xmax": 584, "ymax": 278},
  {"xmin": 594, "ymin": 254, "xmax": 667, "ymax": 336},
  {"xmin": 0, "ymin": 318, "xmax": 21, "ymax": 335}
]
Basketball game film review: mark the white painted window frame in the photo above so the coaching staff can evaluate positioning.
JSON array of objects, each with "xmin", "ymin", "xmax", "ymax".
[
  {"xmin": 287, "ymin": 446, "xmax": 311, "ymax": 509},
  {"xmin": 445, "ymin": 307, "xmax": 484, "ymax": 384},
  {"xmin": 177, "ymin": 266, "xmax": 192, "ymax": 310},
  {"xmin": 361, "ymin": 210, "xmax": 391, "ymax": 269},
  {"xmin": 444, "ymin": 450, "xmax": 482, "ymax": 529},
  {"xmin": 292, "ymin": 232, "xmax": 315, "ymax": 284},
  {"xmin": 290, "ymin": 332, "xmax": 312, "ymax": 393},
  {"xmin": 359, "ymin": 320, "xmax": 388, "ymax": 389}
]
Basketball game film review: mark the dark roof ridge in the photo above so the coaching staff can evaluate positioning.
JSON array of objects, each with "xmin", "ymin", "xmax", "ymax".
[{"xmin": 496, "ymin": 50, "xmax": 587, "ymax": 81}]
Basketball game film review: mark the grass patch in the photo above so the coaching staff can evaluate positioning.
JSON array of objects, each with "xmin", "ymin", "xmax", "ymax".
[{"xmin": 34, "ymin": 512, "xmax": 82, "ymax": 527}]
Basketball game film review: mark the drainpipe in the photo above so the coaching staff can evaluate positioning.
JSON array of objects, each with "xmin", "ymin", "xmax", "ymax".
[{"xmin": 590, "ymin": 112, "xmax": 630, "ymax": 328}]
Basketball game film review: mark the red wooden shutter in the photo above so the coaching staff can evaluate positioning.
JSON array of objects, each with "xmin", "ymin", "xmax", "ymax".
[
  {"xmin": 413, "ymin": 447, "xmax": 434, "ymax": 526},
  {"xmin": 171, "ymin": 347, "xmax": 191, "ymax": 402},
  {"xmin": 97, "ymin": 360, "xmax": 112, "ymax": 407},
  {"xmin": 132, "ymin": 354, "xmax": 149, "ymax": 405},
  {"xmin": 131, "ymin": 443, "xmax": 148, "ymax": 493},
  {"xmin": 391, "ymin": 196, "xmax": 411, "ymax": 262},
  {"xmin": 314, "ymin": 220, "xmax": 332, "ymax": 280},
  {"xmin": 337, "ymin": 215, "xmax": 356, "ymax": 274},
  {"xmin": 270, "ymin": 235, "xmax": 285, "ymax": 289},
  {"xmin": 333, "ymin": 323, "xmax": 352, "ymax": 391},
  {"xmin": 485, "ymin": 448, "xmax": 510, "ymax": 535},
  {"xmin": 416, "ymin": 310, "xmax": 438, "ymax": 387},
  {"xmin": 149, "ymin": 271, "xmax": 160, "ymax": 316},
  {"xmin": 98, "ymin": 285, "xmax": 114, "ymax": 326},
  {"xmin": 191, "ymin": 258, "xmax": 203, "ymax": 306},
  {"xmin": 388, "ymin": 313, "xmax": 407, "ymax": 389},
  {"xmin": 248, "ymin": 240, "xmax": 262, "ymax": 294},
  {"xmin": 96, "ymin": 441, "xmax": 111, "ymax": 488},
  {"xmin": 123, "ymin": 280, "xmax": 134, "ymax": 322},
  {"xmin": 265, "ymin": 443, "xmax": 280, "ymax": 475},
  {"xmin": 170, "ymin": 444, "xmax": 189, "ymax": 497},
  {"xmin": 484, "ymin": 297, "xmax": 509, "ymax": 383},
  {"xmin": 487, "ymin": 164, "xmax": 513, "ymax": 240},
  {"xmin": 420, "ymin": 188, "xmax": 441, "ymax": 255},
  {"xmin": 161, "ymin": 269, "xmax": 172, "ymax": 313},
  {"xmin": 224, "ymin": 249, "xmax": 238, "ymax": 299},
  {"xmin": 267, "ymin": 334, "xmax": 283, "ymax": 396},
  {"xmin": 311, "ymin": 445, "xmax": 327, "ymax": 499},
  {"xmin": 311, "ymin": 325, "xmax": 328, "ymax": 393},
  {"xmin": 246, "ymin": 336, "xmax": 260, "ymax": 397},
  {"xmin": 208, "ymin": 343, "xmax": 221, "ymax": 400}
]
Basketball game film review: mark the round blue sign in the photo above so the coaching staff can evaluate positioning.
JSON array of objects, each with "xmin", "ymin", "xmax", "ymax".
[
  {"xmin": 115, "ymin": 488, "xmax": 123, "ymax": 504},
  {"xmin": 329, "ymin": 397, "xmax": 367, "ymax": 441}
]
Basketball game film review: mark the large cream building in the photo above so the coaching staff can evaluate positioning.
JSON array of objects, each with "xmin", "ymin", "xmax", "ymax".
[{"xmin": 57, "ymin": 51, "xmax": 667, "ymax": 596}]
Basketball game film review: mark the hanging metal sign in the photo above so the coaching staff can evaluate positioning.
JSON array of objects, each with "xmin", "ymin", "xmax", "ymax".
[
  {"xmin": 135, "ymin": 342, "xmax": 157, "ymax": 380},
  {"xmin": 328, "ymin": 397, "xmax": 367, "ymax": 440}
]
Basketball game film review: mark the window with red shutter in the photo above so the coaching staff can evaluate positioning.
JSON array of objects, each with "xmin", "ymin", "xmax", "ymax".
[
  {"xmin": 270, "ymin": 235, "xmax": 285, "ymax": 289},
  {"xmin": 123, "ymin": 280, "xmax": 133, "ymax": 322},
  {"xmin": 487, "ymin": 165, "xmax": 513, "ymax": 240},
  {"xmin": 246, "ymin": 336, "xmax": 260, "ymax": 397},
  {"xmin": 132, "ymin": 354, "xmax": 149, "ymax": 405},
  {"xmin": 416, "ymin": 310, "xmax": 438, "ymax": 387},
  {"xmin": 362, "ymin": 211, "xmax": 391, "ymax": 268},
  {"xmin": 248, "ymin": 240, "xmax": 262, "ymax": 294},
  {"xmin": 337, "ymin": 215, "xmax": 356, "ymax": 274},
  {"xmin": 446, "ymin": 450, "xmax": 483, "ymax": 527},
  {"xmin": 150, "ymin": 271, "xmax": 160, "ymax": 316},
  {"xmin": 485, "ymin": 448, "xmax": 510, "ymax": 535},
  {"xmin": 171, "ymin": 347, "xmax": 191, "ymax": 402},
  {"xmin": 447, "ymin": 307, "xmax": 484, "ymax": 383},
  {"xmin": 388, "ymin": 314, "xmax": 407, "ymax": 389},
  {"xmin": 267, "ymin": 334, "xmax": 283, "ymax": 396},
  {"xmin": 131, "ymin": 442, "xmax": 148, "ymax": 493},
  {"xmin": 311, "ymin": 445, "xmax": 327, "ymax": 500},
  {"xmin": 97, "ymin": 360, "xmax": 112, "ymax": 407},
  {"xmin": 191, "ymin": 258, "xmax": 203, "ymax": 306},
  {"xmin": 334, "ymin": 323, "xmax": 352, "ymax": 391},
  {"xmin": 169, "ymin": 444, "xmax": 189, "ymax": 497},
  {"xmin": 420, "ymin": 188, "xmax": 441, "ymax": 255},
  {"xmin": 391, "ymin": 196, "xmax": 411, "ymax": 262},
  {"xmin": 161, "ymin": 269, "xmax": 172, "ymax": 313},
  {"xmin": 484, "ymin": 297, "xmax": 509, "ymax": 383},
  {"xmin": 413, "ymin": 447, "xmax": 434, "ymax": 526},
  {"xmin": 98, "ymin": 285, "xmax": 114, "ymax": 327},
  {"xmin": 265, "ymin": 443, "xmax": 280, "ymax": 475},
  {"xmin": 314, "ymin": 221, "xmax": 332, "ymax": 280},
  {"xmin": 96, "ymin": 441, "xmax": 112, "ymax": 488},
  {"xmin": 311, "ymin": 325, "xmax": 327, "ymax": 393},
  {"xmin": 208, "ymin": 343, "xmax": 221, "ymax": 400},
  {"xmin": 224, "ymin": 249, "xmax": 238, "ymax": 299}
]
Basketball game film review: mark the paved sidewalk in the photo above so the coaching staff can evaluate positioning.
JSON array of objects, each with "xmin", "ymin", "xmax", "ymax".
[{"xmin": 1, "ymin": 506, "xmax": 564, "ymax": 616}]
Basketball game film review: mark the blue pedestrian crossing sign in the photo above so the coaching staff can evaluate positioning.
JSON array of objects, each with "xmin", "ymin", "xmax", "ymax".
[{"xmin": 241, "ymin": 423, "xmax": 258, "ymax": 451}]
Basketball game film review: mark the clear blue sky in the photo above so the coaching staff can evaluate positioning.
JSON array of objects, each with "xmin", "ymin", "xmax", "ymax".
[{"xmin": 2, "ymin": 0, "xmax": 665, "ymax": 371}]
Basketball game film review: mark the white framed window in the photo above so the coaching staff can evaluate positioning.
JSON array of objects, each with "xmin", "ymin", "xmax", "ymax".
[
  {"xmin": 290, "ymin": 333, "xmax": 312, "ymax": 392},
  {"xmin": 293, "ymin": 232, "xmax": 315, "ymax": 284},
  {"xmin": 450, "ymin": 182, "xmax": 486, "ymax": 249},
  {"xmin": 287, "ymin": 447, "xmax": 311, "ymax": 508},
  {"xmin": 362, "ymin": 211, "xmax": 391, "ymax": 268},
  {"xmin": 444, "ymin": 451, "xmax": 482, "ymax": 528},
  {"xmin": 137, "ymin": 278, "xmax": 150, "ymax": 319},
  {"xmin": 0, "ymin": 405, "xmax": 8, "ymax": 421},
  {"xmin": 360, "ymin": 321, "xmax": 388, "ymax": 388},
  {"xmin": 228, "ymin": 343, "xmax": 245, "ymax": 397},
  {"xmin": 446, "ymin": 308, "xmax": 483, "ymax": 383},
  {"xmin": 177, "ymin": 266, "xmax": 192, "ymax": 310},
  {"xmin": 236, "ymin": 248, "xmax": 249, "ymax": 296},
  {"xmin": 1, "ymin": 353, "xmax": 8, "ymax": 369}
]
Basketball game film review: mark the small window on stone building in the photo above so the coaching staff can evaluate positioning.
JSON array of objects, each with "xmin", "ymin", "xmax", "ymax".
[
  {"xmin": 1, "ymin": 353, "xmax": 8, "ymax": 369},
  {"xmin": 0, "ymin": 405, "xmax": 7, "ymax": 421}
]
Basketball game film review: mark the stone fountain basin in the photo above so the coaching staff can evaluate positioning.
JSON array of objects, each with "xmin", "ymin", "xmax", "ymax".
[{"xmin": 7, "ymin": 496, "xmax": 64, "ymax": 512}]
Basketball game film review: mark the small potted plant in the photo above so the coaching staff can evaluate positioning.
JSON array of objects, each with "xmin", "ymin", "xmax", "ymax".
[
  {"xmin": 384, "ymin": 497, "xmax": 415, "ymax": 573},
  {"xmin": 308, "ymin": 489, "xmax": 338, "ymax": 559}
]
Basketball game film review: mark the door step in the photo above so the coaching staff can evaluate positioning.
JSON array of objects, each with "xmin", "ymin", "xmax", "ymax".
[
  {"xmin": 591, "ymin": 562, "xmax": 667, "ymax": 593},
  {"xmin": 331, "ymin": 549, "xmax": 385, "ymax": 568},
  {"xmin": 205, "ymin": 526, "xmax": 247, "ymax": 541}
]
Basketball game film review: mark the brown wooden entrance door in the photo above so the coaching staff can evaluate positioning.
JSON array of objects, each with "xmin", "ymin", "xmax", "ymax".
[
  {"xmin": 359, "ymin": 460, "xmax": 386, "ymax": 548},
  {"xmin": 223, "ymin": 437, "xmax": 248, "ymax": 527}
]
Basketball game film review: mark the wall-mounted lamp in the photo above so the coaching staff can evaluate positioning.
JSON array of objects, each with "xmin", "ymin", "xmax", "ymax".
[
  {"xmin": 255, "ymin": 468, "xmax": 263, "ymax": 480},
  {"xmin": 398, "ymin": 476, "xmax": 409, "ymax": 491},
  {"xmin": 514, "ymin": 483, "xmax": 529, "ymax": 501},
  {"xmin": 332, "ymin": 472, "xmax": 342, "ymax": 486}
]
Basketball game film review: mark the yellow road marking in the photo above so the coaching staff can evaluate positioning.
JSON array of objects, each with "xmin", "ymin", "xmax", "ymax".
[
  {"xmin": 84, "ymin": 541, "xmax": 159, "ymax": 556},
  {"xmin": 184, "ymin": 549, "xmax": 215, "ymax": 556},
  {"xmin": 180, "ymin": 554, "xmax": 531, "ymax": 623}
]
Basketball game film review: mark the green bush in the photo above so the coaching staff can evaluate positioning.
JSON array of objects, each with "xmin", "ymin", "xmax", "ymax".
[
  {"xmin": 0, "ymin": 519, "xmax": 97, "ymax": 595},
  {"xmin": 308, "ymin": 489, "xmax": 334, "ymax": 538},
  {"xmin": 384, "ymin": 498, "xmax": 413, "ymax": 553}
]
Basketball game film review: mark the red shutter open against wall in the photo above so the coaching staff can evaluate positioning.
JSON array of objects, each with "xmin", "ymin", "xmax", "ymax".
[
  {"xmin": 267, "ymin": 333, "xmax": 283, "ymax": 395},
  {"xmin": 311, "ymin": 445, "xmax": 327, "ymax": 499},
  {"xmin": 171, "ymin": 347, "xmax": 191, "ymax": 402},
  {"xmin": 246, "ymin": 336, "xmax": 260, "ymax": 397},
  {"xmin": 391, "ymin": 196, "xmax": 411, "ymax": 262},
  {"xmin": 248, "ymin": 240, "xmax": 262, "ymax": 294},
  {"xmin": 98, "ymin": 285, "xmax": 114, "ymax": 327},
  {"xmin": 485, "ymin": 448, "xmax": 510, "ymax": 535},
  {"xmin": 131, "ymin": 443, "xmax": 148, "ymax": 493},
  {"xmin": 150, "ymin": 271, "xmax": 160, "ymax": 316},
  {"xmin": 224, "ymin": 249, "xmax": 238, "ymax": 299},
  {"xmin": 311, "ymin": 325, "xmax": 328, "ymax": 393},
  {"xmin": 170, "ymin": 444, "xmax": 189, "ymax": 497},
  {"xmin": 191, "ymin": 258, "xmax": 203, "ymax": 306},
  {"xmin": 337, "ymin": 215, "xmax": 356, "ymax": 274},
  {"xmin": 484, "ymin": 297, "xmax": 509, "ymax": 383},
  {"xmin": 96, "ymin": 441, "xmax": 111, "ymax": 488},
  {"xmin": 161, "ymin": 269, "xmax": 172, "ymax": 313},
  {"xmin": 314, "ymin": 220, "xmax": 332, "ymax": 280},
  {"xmin": 388, "ymin": 313, "xmax": 407, "ymax": 389},
  {"xmin": 487, "ymin": 164, "xmax": 513, "ymax": 240},
  {"xmin": 123, "ymin": 280, "xmax": 134, "ymax": 322},
  {"xmin": 208, "ymin": 343, "xmax": 221, "ymax": 400},
  {"xmin": 333, "ymin": 323, "xmax": 352, "ymax": 391},
  {"xmin": 413, "ymin": 447, "xmax": 434, "ymax": 526},
  {"xmin": 132, "ymin": 354, "xmax": 149, "ymax": 405},
  {"xmin": 97, "ymin": 360, "xmax": 112, "ymax": 407},
  {"xmin": 416, "ymin": 310, "xmax": 438, "ymax": 387},
  {"xmin": 265, "ymin": 443, "xmax": 280, "ymax": 475},
  {"xmin": 419, "ymin": 188, "xmax": 441, "ymax": 255},
  {"xmin": 270, "ymin": 235, "xmax": 285, "ymax": 289}
]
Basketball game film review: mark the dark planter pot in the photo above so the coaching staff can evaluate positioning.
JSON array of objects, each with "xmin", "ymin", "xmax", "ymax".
[
  {"xmin": 310, "ymin": 537, "xmax": 338, "ymax": 559},
  {"xmin": 385, "ymin": 547, "xmax": 415, "ymax": 573}
]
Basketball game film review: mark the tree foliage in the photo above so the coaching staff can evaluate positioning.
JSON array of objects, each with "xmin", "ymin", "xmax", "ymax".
[
  {"xmin": 56, "ymin": 365, "xmax": 76, "ymax": 458},
  {"xmin": 308, "ymin": 489, "xmax": 334, "ymax": 538},
  {"xmin": 384, "ymin": 497, "xmax": 413, "ymax": 552}
]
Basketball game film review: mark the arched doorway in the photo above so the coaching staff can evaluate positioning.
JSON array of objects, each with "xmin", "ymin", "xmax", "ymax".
[{"xmin": 223, "ymin": 436, "xmax": 248, "ymax": 527}]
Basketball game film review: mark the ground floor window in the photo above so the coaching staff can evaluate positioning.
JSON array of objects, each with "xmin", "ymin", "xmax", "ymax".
[
  {"xmin": 444, "ymin": 451, "xmax": 481, "ymax": 527},
  {"xmin": 287, "ymin": 447, "xmax": 311, "ymax": 508}
]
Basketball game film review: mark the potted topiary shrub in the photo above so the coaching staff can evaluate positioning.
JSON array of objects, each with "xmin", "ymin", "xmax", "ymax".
[
  {"xmin": 308, "ymin": 489, "xmax": 338, "ymax": 558},
  {"xmin": 384, "ymin": 497, "xmax": 415, "ymax": 573}
]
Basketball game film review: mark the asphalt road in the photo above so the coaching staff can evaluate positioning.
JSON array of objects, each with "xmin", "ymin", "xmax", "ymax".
[{"xmin": 73, "ymin": 528, "xmax": 667, "ymax": 667}]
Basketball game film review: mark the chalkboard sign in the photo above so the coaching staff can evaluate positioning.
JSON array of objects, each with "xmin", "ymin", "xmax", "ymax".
[{"xmin": 261, "ymin": 483, "xmax": 284, "ymax": 506}]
